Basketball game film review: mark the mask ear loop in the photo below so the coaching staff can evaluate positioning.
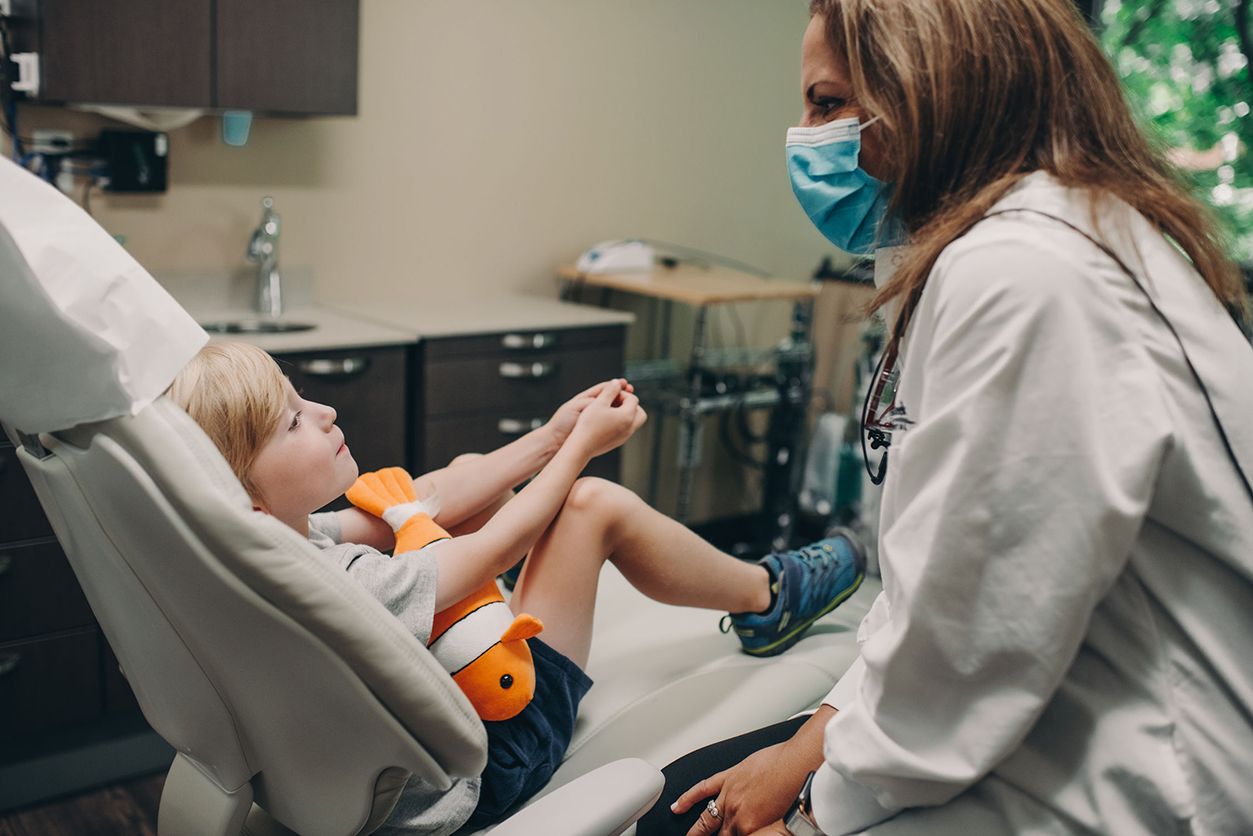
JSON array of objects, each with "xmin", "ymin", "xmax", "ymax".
[{"xmin": 859, "ymin": 114, "xmax": 882, "ymax": 132}]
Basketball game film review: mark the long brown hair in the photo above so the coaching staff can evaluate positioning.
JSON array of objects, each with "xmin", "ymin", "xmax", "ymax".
[{"xmin": 808, "ymin": 0, "xmax": 1249, "ymax": 345}]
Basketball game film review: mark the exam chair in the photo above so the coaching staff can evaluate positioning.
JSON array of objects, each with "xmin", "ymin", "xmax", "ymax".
[{"xmin": 9, "ymin": 399, "xmax": 663, "ymax": 836}]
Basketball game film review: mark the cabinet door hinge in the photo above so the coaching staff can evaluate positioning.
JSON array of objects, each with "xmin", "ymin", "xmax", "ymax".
[{"xmin": 10, "ymin": 52, "xmax": 39, "ymax": 97}]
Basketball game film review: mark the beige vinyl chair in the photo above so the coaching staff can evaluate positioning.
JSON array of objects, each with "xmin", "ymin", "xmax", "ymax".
[{"xmin": 11, "ymin": 396, "xmax": 662, "ymax": 836}]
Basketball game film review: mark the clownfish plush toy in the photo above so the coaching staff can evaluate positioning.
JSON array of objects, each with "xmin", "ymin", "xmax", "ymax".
[{"xmin": 347, "ymin": 467, "xmax": 542, "ymax": 722}]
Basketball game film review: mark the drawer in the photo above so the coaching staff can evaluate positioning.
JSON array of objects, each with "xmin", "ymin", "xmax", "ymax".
[
  {"xmin": 103, "ymin": 639, "xmax": 140, "ymax": 715},
  {"xmin": 0, "ymin": 540, "xmax": 95, "ymax": 643},
  {"xmin": 424, "ymin": 326, "xmax": 625, "ymax": 361},
  {"xmin": 271, "ymin": 346, "xmax": 407, "ymax": 476},
  {"xmin": 423, "ymin": 414, "xmax": 620, "ymax": 481},
  {"xmin": 423, "ymin": 345, "xmax": 624, "ymax": 417},
  {"xmin": 0, "ymin": 628, "xmax": 102, "ymax": 742},
  {"xmin": 0, "ymin": 443, "xmax": 54, "ymax": 544}
]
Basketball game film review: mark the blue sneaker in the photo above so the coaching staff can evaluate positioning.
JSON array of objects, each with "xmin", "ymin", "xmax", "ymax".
[{"xmin": 722, "ymin": 528, "xmax": 866, "ymax": 657}]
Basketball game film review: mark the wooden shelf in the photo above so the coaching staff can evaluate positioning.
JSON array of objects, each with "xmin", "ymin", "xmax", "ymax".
[{"xmin": 557, "ymin": 264, "xmax": 819, "ymax": 306}]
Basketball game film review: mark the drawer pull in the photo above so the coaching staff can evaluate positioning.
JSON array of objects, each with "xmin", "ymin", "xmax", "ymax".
[
  {"xmin": 0, "ymin": 653, "xmax": 19, "ymax": 678},
  {"xmin": 0, "ymin": 553, "xmax": 11, "ymax": 578},
  {"xmin": 297, "ymin": 357, "xmax": 372, "ymax": 377},
  {"xmin": 499, "ymin": 361, "xmax": 557, "ymax": 380},
  {"xmin": 497, "ymin": 418, "xmax": 546, "ymax": 436},
  {"xmin": 501, "ymin": 332, "xmax": 559, "ymax": 350}
]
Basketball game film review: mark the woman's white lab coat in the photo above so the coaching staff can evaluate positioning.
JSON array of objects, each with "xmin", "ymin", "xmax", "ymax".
[{"xmin": 811, "ymin": 172, "xmax": 1253, "ymax": 836}]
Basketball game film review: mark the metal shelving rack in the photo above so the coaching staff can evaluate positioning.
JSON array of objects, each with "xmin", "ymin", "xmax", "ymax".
[{"xmin": 558, "ymin": 264, "xmax": 819, "ymax": 532}]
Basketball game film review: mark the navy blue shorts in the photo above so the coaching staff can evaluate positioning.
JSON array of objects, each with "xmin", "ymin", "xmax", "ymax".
[{"xmin": 462, "ymin": 638, "xmax": 593, "ymax": 830}]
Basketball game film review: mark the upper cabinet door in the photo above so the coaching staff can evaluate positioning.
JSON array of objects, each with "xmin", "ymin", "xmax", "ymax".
[
  {"xmin": 37, "ymin": 0, "xmax": 212, "ymax": 107},
  {"xmin": 215, "ymin": 0, "xmax": 359, "ymax": 116}
]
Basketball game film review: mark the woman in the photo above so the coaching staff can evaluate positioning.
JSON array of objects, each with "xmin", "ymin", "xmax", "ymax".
[{"xmin": 639, "ymin": 0, "xmax": 1253, "ymax": 834}]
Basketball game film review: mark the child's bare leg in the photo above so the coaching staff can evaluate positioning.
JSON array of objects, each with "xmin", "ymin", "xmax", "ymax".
[{"xmin": 509, "ymin": 477, "xmax": 771, "ymax": 668}]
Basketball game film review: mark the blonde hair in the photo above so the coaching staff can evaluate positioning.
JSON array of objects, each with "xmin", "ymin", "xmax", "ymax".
[
  {"xmin": 166, "ymin": 342, "xmax": 287, "ymax": 501},
  {"xmin": 808, "ymin": 0, "xmax": 1249, "ymax": 347}
]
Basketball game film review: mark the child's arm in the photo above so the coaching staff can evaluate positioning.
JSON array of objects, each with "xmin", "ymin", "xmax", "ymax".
[
  {"xmin": 334, "ymin": 507, "xmax": 396, "ymax": 551},
  {"xmin": 428, "ymin": 381, "xmax": 646, "ymax": 611},
  {"xmin": 415, "ymin": 379, "xmax": 634, "ymax": 529}
]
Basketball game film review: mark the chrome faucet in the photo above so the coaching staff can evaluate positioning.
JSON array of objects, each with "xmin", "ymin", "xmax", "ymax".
[{"xmin": 247, "ymin": 197, "xmax": 283, "ymax": 317}]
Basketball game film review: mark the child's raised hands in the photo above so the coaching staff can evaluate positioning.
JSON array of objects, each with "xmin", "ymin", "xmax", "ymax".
[
  {"xmin": 567, "ymin": 380, "xmax": 647, "ymax": 460},
  {"xmin": 546, "ymin": 378, "xmax": 636, "ymax": 449}
]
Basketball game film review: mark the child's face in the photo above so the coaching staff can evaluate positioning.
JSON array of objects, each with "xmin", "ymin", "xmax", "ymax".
[{"xmin": 250, "ymin": 376, "xmax": 359, "ymax": 531}]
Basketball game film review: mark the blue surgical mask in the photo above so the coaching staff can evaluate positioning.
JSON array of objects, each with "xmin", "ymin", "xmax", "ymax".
[{"xmin": 786, "ymin": 115, "xmax": 906, "ymax": 255}]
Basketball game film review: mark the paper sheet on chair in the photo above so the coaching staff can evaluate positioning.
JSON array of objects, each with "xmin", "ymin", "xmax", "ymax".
[{"xmin": 0, "ymin": 157, "xmax": 207, "ymax": 434}]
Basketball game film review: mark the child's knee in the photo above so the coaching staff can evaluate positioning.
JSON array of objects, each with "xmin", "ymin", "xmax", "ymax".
[
  {"xmin": 566, "ymin": 477, "xmax": 637, "ymax": 520},
  {"xmin": 449, "ymin": 452, "xmax": 483, "ymax": 468}
]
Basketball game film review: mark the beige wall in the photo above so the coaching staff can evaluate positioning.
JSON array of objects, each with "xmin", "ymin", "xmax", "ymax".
[{"xmin": 12, "ymin": 0, "xmax": 866, "ymax": 523}]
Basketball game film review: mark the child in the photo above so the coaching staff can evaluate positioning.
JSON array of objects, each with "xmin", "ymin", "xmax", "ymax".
[{"xmin": 167, "ymin": 342, "xmax": 865, "ymax": 835}]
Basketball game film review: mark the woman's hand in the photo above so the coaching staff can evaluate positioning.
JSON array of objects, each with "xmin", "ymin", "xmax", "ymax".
[
  {"xmin": 567, "ymin": 380, "xmax": 647, "ymax": 460},
  {"xmin": 673, "ymin": 706, "xmax": 834, "ymax": 836},
  {"xmin": 546, "ymin": 379, "xmax": 635, "ymax": 450}
]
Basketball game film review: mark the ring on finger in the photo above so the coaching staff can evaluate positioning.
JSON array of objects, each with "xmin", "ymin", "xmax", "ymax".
[{"xmin": 706, "ymin": 798, "xmax": 723, "ymax": 820}]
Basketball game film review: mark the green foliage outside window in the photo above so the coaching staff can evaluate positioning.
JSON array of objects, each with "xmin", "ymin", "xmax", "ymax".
[{"xmin": 1101, "ymin": 0, "xmax": 1253, "ymax": 259}]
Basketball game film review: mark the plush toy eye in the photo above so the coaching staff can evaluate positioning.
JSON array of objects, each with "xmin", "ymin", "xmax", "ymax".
[{"xmin": 500, "ymin": 674, "xmax": 514, "ymax": 690}]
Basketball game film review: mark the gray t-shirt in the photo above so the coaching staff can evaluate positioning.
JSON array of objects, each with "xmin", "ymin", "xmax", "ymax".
[{"xmin": 308, "ymin": 513, "xmax": 480, "ymax": 836}]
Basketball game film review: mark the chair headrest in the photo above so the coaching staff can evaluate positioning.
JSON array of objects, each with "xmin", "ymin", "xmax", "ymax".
[{"xmin": 0, "ymin": 157, "xmax": 206, "ymax": 435}]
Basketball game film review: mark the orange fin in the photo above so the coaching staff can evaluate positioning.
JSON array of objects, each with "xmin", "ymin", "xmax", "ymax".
[{"xmin": 500, "ymin": 613, "xmax": 543, "ymax": 643}]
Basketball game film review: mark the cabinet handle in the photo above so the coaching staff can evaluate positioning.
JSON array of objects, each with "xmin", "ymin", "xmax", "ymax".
[
  {"xmin": 497, "ymin": 418, "xmax": 546, "ymax": 436},
  {"xmin": 0, "ymin": 553, "xmax": 11, "ymax": 579},
  {"xmin": 0, "ymin": 653, "xmax": 19, "ymax": 678},
  {"xmin": 501, "ymin": 332, "xmax": 559, "ymax": 350},
  {"xmin": 499, "ymin": 361, "xmax": 557, "ymax": 380},
  {"xmin": 297, "ymin": 357, "xmax": 372, "ymax": 377}
]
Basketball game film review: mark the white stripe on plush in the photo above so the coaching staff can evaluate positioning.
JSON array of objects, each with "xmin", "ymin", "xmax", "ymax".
[{"xmin": 429, "ymin": 601, "xmax": 515, "ymax": 675}]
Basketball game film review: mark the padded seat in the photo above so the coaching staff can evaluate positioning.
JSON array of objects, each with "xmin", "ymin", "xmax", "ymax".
[{"xmin": 511, "ymin": 562, "xmax": 879, "ymax": 816}]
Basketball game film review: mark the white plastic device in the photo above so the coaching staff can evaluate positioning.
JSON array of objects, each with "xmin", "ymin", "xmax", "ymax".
[{"xmin": 575, "ymin": 239, "xmax": 655, "ymax": 274}]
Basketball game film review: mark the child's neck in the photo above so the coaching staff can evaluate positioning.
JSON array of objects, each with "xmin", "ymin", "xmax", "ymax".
[{"xmin": 255, "ymin": 505, "xmax": 311, "ymax": 539}]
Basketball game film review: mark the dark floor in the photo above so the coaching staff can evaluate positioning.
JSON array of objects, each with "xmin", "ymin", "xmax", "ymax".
[{"xmin": 0, "ymin": 772, "xmax": 163, "ymax": 836}]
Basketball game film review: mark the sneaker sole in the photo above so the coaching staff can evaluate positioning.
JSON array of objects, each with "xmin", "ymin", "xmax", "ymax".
[{"xmin": 739, "ymin": 569, "xmax": 865, "ymax": 657}]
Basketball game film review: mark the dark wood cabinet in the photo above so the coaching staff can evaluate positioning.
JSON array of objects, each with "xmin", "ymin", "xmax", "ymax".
[
  {"xmin": 216, "ymin": 0, "xmax": 359, "ymax": 115},
  {"xmin": 17, "ymin": 0, "xmax": 358, "ymax": 115},
  {"xmin": 0, "ymin": 439, "xmax": 110, "ymax": 744},
  {"xmin": 35, "ymin": 0, "xmax": 212, "ymax": 107},
  {"xmin": 415, "ymin": 325, "xmax": 626, "ymax": 482},
  {"xmin": 0, "ymin": 540, "xmax": 94, "ymax": 643},
  {"xmin": 0, "ymin": 628, "xmax": 102, "ymax": 742}
]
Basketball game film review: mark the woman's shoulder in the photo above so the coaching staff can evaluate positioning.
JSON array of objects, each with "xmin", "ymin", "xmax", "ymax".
[{"xmin": 927, "ymin": 172, "xmax": 1163, "ymax": 316}]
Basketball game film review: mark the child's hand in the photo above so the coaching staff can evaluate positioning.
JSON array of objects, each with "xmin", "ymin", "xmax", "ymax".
[
  {"xmin": 567, "ymin": 380, "xmax": 647, "ymax": 460},
  {"xmin": 547, "ymin": 379, "xmax": 636, "ymax": 449}
]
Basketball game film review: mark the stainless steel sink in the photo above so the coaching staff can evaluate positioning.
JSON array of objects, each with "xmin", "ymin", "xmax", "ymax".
[{"xmin": 200, "ymin": 319, "xmax": 317, "ymax": 334}]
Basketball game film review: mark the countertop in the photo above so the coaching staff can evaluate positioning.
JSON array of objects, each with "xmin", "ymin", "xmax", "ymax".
[
  {"xmin": 155, "ymin": 268, "xmax": 633, "ymax": 352},
  {"xmin": 330, "ymin": 293, "xmax": 634, "ymax": 339}
]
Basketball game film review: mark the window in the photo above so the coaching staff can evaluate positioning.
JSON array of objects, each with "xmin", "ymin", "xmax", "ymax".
[{"xmin": 1099, "ymin": 0, "xmax": 1253, "ymax": 259}]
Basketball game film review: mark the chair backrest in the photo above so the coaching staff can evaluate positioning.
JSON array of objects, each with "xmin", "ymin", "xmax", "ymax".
[{"xmin": 15, "ymin": 398, "xmax": 486, "ymax": 836}]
